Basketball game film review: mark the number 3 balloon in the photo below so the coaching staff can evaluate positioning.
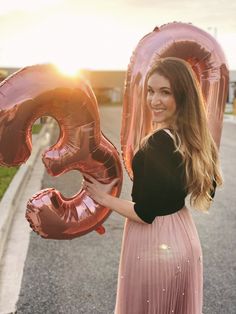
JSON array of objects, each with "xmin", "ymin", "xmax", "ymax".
[
  {"xmin": 0, "ymin": 64, "xmax": 123, "ymax": 239},
  {"xmin": 0, "ymin": 22, "xmax": 229, "ymax": 239}
]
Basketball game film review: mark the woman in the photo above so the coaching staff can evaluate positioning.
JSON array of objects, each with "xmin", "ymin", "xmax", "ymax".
[{"xmin": 83, "ymin": 57, "xmax": 223, "ymax": 314}]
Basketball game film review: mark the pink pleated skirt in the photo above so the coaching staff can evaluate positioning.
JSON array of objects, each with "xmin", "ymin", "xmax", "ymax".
[{"xmin": 114, "ymin": 206, "xmax": 203, "ymax": 314}]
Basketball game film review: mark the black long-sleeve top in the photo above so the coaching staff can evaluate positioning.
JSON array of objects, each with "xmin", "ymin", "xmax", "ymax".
[{"xmin": 131, "ymin": 129, "xmax": 187, "ymax": 224}]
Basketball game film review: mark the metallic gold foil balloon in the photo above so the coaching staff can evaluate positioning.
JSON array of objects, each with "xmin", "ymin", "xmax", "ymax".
[
  {"xmin": 0, "ymin": 64, "xmax": 123, "ymax": 239},
  {"xmin": 121, "ymin": 22, "xmax": 229, "ymax": 179}
]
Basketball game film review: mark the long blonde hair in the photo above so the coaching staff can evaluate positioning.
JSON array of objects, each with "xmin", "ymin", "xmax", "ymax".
[{"xmin": 141, "ymin": 57, "xmax": 223, "ymax": 212}]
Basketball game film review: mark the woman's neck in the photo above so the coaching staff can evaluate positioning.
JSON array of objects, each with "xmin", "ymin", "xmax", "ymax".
[{"xmin": 152, "ymin": 122, "xmax": 171, "ymax": 131}]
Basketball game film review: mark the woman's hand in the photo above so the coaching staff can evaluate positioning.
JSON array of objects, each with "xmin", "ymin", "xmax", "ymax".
[
  {"xmin": 83, "ymin": 174, "xmax": 146, "ymax": 224},
  {"xmin": 82, "ymin": 174, "xmax": 119, "ymax": 206}
]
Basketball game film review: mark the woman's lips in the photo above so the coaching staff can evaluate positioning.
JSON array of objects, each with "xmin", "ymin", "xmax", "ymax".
[{"xmin": 152, "ymin": 108, "xmax": 165, "ymax": 113}]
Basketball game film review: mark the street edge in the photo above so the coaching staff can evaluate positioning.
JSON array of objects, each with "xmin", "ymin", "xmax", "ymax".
[{"xmin": 0, "ymin": 121, "xmax": 53, "ymax": 263}]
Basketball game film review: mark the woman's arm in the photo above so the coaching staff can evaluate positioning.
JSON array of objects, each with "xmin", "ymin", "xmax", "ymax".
[
  {"xmin": 103, "ymin": 194, "xmax": 147, "ymax": 224},
  {"xmin": 83, "ymin": 174, "xmax": 147, "ymax": 224}
]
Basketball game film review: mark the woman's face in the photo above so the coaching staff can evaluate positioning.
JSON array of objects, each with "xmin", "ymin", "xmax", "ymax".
[{"xmin": 147, "ymin": 72, "xmax": 177, "ymax": 128}]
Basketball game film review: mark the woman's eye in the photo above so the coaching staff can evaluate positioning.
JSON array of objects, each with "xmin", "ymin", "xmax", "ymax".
[{"xmin": 162, "ymin": 90, "xmax": 170, "ymax": 95}]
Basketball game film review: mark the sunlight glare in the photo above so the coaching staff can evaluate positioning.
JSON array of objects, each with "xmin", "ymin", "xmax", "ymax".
[{"xmin": 55, "ymin": 61, "xmax": 81, "ymax": 77}]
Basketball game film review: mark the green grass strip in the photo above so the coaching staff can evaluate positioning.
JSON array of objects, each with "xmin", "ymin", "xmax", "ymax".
[
  {"xmin": 0, "ymin": 166, "xmax": 19, "ymax": 200},
  {"xmin": 32, "ymin": 124, "xmax": 43, "ymax": 134}
]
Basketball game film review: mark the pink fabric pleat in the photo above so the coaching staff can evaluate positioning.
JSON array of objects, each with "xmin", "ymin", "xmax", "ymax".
[{"xmin": 114, "ymin": 206, "xmax": 203, "ymax": 314}]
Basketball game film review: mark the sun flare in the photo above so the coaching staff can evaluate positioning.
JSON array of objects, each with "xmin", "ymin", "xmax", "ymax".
[{"xmin": 55, "ymin": 62, "xmax": 81, "ymax": 77}]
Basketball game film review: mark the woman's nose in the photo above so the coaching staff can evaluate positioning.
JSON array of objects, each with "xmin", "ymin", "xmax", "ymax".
[{"xmin": 151, "ymin": 93, "xmax": 161, "ymax": 105}]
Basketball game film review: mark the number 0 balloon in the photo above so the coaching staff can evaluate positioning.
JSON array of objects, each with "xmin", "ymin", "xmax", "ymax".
[
  {"xmin": 121, "ymin": 22, "xmax": 229, "ymax": 179},
  {"xmin": 0, "ymin": 64, "xmax": 123, "ymax": 239}
]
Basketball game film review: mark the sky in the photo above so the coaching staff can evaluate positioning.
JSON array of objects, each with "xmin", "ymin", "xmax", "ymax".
[{"xmin": 0, "ymin": 0, "xmax": 235, "ymax": 72}]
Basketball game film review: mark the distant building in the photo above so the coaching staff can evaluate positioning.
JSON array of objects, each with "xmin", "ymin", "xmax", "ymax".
[
  {"xmin": 229, "ymin": 71, "xmax": 236, "ymax": 103},
  {"xmin": 81, "ymin": 70, "xmax": 126, "ymax": 105},
  {"xmin": 1, "ymin": 66, "xmax": 236, "ymax": 105},
  {"xmin": 0, "ymin": 67, "xmax": 126, "ymax": 105},
  {"xmin": 0, "ymin": 67, "xmax": 20, "ymax": 82}
]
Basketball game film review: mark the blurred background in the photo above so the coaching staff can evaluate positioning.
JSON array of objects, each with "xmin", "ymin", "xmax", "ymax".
[{"xmin": 0, "ymin": 0, "xmax": 236, "ymax": 110}]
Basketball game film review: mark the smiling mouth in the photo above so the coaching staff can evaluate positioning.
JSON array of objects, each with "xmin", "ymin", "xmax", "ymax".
[{"xmin": 152, "ymin": 108, "xmax": 165, "ymax": 113}]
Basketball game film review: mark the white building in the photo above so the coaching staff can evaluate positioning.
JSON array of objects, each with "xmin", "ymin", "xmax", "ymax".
[
  {"xmin": 229, "ymin": 70, "xmax": 236, "ymax": 103},
  {"xmin": 1, "ymin": 66, "xmax": 236, "ymax": 105}
]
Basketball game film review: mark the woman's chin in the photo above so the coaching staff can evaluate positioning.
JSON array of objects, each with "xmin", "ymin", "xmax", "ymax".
[{"xmin": 151, "ymin": 117, "xmax": 165, "ymax": 124}]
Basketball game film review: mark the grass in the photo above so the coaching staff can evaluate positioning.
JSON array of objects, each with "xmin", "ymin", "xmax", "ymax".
[
  {"xmin": 0, "ymin": 123, "xmax": 43, "ymax": 200},
  {"xmin": 0, "ymin": 166, "xmax": 19, "ymax": 200},
  {"xmin": 32, "ymin": 124, "xmax": 43, "ymax": 134}
]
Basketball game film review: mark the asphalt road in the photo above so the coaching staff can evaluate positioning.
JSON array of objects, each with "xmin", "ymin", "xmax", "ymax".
[{"xmin": 16, "ymin": 107, "xmax": 236, "ymax": 314}]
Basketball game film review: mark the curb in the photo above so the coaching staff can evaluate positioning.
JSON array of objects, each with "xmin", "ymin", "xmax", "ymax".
[{"xmin": 0, "ymin": 121, "xmax": 53, "ymax": 262}]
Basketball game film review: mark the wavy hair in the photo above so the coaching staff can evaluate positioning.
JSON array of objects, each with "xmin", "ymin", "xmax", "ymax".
[{"xmin": 141, "ymin": 57, "xmax": 223, "ymax": 212}]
